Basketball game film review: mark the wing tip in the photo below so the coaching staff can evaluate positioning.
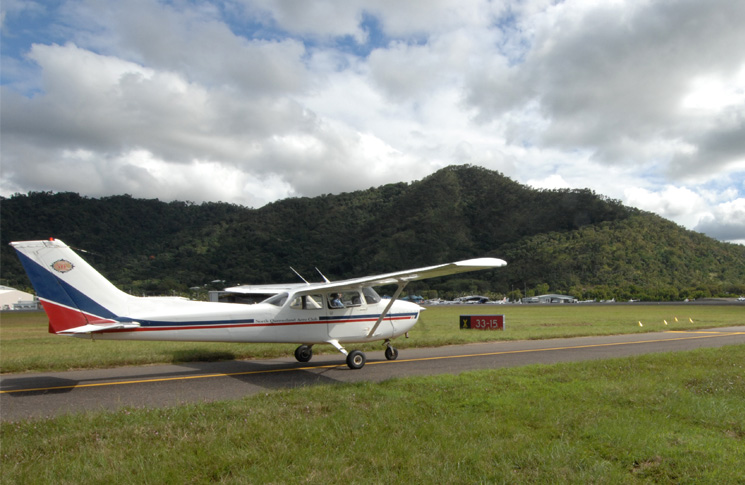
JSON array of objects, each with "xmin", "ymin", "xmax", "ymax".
[{"xmin": 455, "ymin": 257, "xmax": 508, "ymax": 268}]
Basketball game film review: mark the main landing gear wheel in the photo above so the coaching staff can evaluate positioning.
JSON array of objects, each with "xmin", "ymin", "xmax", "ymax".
[
  {"xmin": 346, "ymin": 350, "xmax": 366, "ymax": 369},
  {"xmin": 384, "ymin": 345, "xmax": 399, "ymax": 360},
  {"xmin": 294, "ymin": 345, "xmax": 313, "ymax": 363}
]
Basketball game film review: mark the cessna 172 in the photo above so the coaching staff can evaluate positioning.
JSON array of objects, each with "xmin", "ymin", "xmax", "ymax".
[{"xmin": 11, "ymin": 239, "xmax": 507, "ymax": 369}]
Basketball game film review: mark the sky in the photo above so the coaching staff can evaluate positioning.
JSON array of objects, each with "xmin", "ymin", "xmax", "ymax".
[{"xmin": 1, "ymin": 0, "xmax": 744, "ymax": 244}]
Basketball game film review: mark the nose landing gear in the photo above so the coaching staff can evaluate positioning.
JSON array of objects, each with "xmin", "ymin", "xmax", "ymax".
[{"xmin": 384, "ymin": 340, "xmax": 399, "ymax": 360}]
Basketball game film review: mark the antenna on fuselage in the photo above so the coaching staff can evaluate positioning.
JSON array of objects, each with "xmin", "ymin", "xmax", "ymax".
[
  {"xmin": 290, "ymin": 267, "xmax": 310, "ymax": 284},
  {"xmin": 315, "ymin": 268, "xmax": 331, "ymax": 283}
]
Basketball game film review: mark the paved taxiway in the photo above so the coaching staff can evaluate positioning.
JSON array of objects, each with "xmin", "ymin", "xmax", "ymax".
[{"xmin": 2, "ymin": 327, "xmax": 744, "ymax": 421}]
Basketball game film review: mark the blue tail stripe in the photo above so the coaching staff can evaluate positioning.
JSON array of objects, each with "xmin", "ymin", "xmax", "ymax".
[
  {"xmin": 14, "ymin": 249, "xmax": 119, "ymax": 320},
  {"xmin": 15, "ymin": 250, "xmax": 77, "ymax": 309}
]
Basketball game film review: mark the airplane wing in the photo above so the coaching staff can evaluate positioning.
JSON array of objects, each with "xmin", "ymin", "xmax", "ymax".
[
  {"xmin": 223, "ymin": 283, "xmax": 308, "ymax": 295},
  {"xmin": 225, "ymin": 258, "xmax": 506, "ymax": 296},
  {"xmin": 292, "ymin": 257, "xmax": 507, "ymax": 295}
]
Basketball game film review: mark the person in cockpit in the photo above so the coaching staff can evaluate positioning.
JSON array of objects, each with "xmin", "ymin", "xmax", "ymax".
[{"xmin": 329, "ymin": 293, "xmax": 344, "ymax": 308}]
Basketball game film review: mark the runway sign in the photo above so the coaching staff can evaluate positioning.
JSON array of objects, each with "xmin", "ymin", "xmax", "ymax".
[{"xmin": 460, "ymin": 314, "xmax": 505, "ymax": 330}]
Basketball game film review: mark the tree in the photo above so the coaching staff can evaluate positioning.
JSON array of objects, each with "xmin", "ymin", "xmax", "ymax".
[{"xmin": 535, "ymin": 283, "xmax": 550, "ymax": 295}]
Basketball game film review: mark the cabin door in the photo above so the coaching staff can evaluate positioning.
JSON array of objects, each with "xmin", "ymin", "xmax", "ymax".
[{"xmin": 326, "ymin": 290, "xmax": 368, "ymax": 340}]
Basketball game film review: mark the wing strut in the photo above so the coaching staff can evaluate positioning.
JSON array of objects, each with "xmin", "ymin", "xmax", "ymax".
[{"xmin": 367, "ymin": 281, "xmax": 409, "ymax": 338}]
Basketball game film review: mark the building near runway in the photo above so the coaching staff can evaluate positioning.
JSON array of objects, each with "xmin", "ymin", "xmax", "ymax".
[
  {"xmin": 522, "ymin": 294, "xmax": 577, "ymax": 304},
  {"xmin": 0, "ymin": 286, "xmax": 38, "ymax": 310}
]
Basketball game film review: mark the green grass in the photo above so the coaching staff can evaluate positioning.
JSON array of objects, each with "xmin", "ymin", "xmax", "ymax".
[
  {"xmin": 2, "ymin": 345, "xmax": 744, "ymax": 483},
  {"xmin": 413, "ymin": 303, "xmax": 743, "ymax": 344},
  {"xmin": 1, "ymin": 305, "xmax": 743, "ymax": 373}
]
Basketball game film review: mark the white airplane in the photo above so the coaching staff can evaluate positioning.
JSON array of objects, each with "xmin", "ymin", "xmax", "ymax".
[{"xmin": 11, "ymin": 239, "xmax": 507, "ymax": 369}]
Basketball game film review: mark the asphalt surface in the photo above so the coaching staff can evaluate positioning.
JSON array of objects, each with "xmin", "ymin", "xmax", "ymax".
[{"xmin": 2, "ymin": 326, "xmax": 744, "ymax": 421}]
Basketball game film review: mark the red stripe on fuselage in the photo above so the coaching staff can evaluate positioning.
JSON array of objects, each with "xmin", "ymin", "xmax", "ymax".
[{"xmin": 97, "ymin": 315, "xmax": 416, "ymax": 333}]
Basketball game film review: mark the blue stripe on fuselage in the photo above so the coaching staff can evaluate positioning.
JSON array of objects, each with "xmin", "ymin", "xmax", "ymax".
[
  {"xmin": 129, "ymin": 318, "xmax": 256, "ymax": 327},
  {"xmin": 320, "ymin": 313, "xmax": 419, "ymax": 321}
]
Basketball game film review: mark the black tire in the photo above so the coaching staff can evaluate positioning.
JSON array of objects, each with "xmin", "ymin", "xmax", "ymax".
[
  {"xmin": 346, "ymin": 350, "xmax": 366, "ymax": 369},
  {"xmin": 384, "ymin": 346, "xmax": 399, "ymax": 360},
  {"xmin": 294, "ymin": 345, "xmax": 313, "ymax": 363}
]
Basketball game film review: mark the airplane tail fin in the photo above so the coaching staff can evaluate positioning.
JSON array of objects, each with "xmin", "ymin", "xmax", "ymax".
[{"xmin": 10, "ymin": 239, "xmax": 133, "ymax": 333}]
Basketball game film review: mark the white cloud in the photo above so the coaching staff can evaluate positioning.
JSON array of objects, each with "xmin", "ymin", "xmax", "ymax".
[
  {"xmin": 681, "ymin": 67, "xmax": 745, "ymax": 113},
  {"xmin": 245, "ymin": 0, "xmax": 367, "ymax": 40},
  {"xmin": 466, "ymin": 0, "xmax": 745, "ymax": 170},
  {"xmin": 624, "ymin": 185, "xmax": 705, "ymax": 227},
  {"xmin": 695, "ymin": 198, "xmax": 745, "ymax": 244},
  {"xmin": 621, "ymin": 183, "xmax": 745, "ymax": 242},
  {"xmin": 527, "ymin": 174, "xmax": 570, "ymax": 191},
  {"xmin": 1, "ymin": 0, "xmax": 744, "ymax": 244}
]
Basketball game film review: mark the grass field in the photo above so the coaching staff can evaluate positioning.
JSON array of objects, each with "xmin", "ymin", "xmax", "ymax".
[
  {"xmin": 1, "ymin": 304, "xmax": 743, "ymax": 373},
  {"xmin": 2, "ymin": 345, "xmax": 744, "ymax": 483}
]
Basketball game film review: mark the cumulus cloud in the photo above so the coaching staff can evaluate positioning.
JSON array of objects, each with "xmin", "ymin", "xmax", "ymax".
[
  {"xmin": 467, "ymin": 0, "xmax": 745, "ymax": 169},
  {"xmin": 1, "ymin": 0, "xmax": 744, "ymax": 243},
  {"xmin": 695, "ymin": 198, "xmax": 745, "ymax": 244},
  {"xmin": 0, "ymin": 40, "xmax": 422, "ymax": 205},
  {"xmin": 624, "ymin": 185, "xmax": 708, "ymax": 229}
]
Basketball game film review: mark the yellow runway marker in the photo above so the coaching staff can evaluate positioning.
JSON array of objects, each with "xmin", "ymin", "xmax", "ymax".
[{"xmin": 3, "ymin": 330, "xmax": 744, "ymax": 395}]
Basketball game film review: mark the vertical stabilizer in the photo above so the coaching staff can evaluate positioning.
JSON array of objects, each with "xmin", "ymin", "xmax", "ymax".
[{"xmin": 10, "ymin": 239, "xmax": 133, "ymax": 333}]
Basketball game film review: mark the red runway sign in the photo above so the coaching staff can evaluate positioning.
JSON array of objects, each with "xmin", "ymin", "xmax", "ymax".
[{"xmin": 460, "ymin": 315, "xmax": 505, "ymax": 330}]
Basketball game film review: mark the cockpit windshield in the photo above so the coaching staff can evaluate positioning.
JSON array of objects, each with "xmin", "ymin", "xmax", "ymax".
[
  {"xmin": 263, "ymin": 293, "xmax": 288, "ymax": 307},
  {"xmin": 362, "ymin": 287, "xmax": 381, "ymax": 304}
]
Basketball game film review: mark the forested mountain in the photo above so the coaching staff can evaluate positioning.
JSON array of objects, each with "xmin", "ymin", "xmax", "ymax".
[{"xmin": 2, "ymin": 165, "xmax": 744, "ymax": 301}]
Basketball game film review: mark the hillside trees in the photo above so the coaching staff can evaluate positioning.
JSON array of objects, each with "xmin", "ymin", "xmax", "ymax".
[{"xmin": 2, "ymin": 165, "xmax": 744, "ymax": 300}]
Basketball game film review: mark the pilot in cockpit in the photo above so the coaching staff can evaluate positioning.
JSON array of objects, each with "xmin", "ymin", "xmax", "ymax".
[{"xmin": 329, "ymin": 293, "xmax": 344, "ymax": 308}]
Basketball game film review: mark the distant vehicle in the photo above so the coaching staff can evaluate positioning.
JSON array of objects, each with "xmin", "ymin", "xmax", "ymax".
[
  {"xmin": 738, "ymin": 296, "xmax": 745, "ymax": 301},
  {"xmin": 11, "ymin": 239, "xmax": 506, "ymax": 369}
]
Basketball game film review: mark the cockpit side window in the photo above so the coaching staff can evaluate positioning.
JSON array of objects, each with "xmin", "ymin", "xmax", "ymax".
[
  {"xmin": 345, "ymin": 291, "xmax": 362, "ymax": 307},
  {"xmin": 327, "ymin": 291, "xmax": 363, "ymax": 309},
  {"xmin": 290, "ymin": 294, "xmax": 324, "ymax": 310}
]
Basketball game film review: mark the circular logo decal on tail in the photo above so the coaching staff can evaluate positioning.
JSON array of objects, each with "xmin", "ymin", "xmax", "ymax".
[{"xmin": 52, "ymin": 259, "xmax": 74, "ymax": 273}]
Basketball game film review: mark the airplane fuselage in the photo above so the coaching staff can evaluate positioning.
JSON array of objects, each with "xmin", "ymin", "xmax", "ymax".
[{"xmin": 53, "ymin": 292, "xmax": 421, "ymax": 345}]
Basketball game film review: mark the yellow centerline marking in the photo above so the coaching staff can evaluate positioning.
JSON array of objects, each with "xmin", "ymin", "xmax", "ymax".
[
  {"xmin": 0, "ymin": 365, "xmax": 338, "ymax": 394},
  {"xmin": 2, "ymin": 330, "xmax": 743, "ymax": 394},
  {"xmin": 382, "ymin": 331, "xmax": 744, "ymax": 364}
]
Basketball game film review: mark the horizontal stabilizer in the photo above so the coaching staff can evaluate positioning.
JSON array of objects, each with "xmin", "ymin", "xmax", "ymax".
[{"xmin": 58, "ymin": 322, "xmax": 141, "ymax": 335}]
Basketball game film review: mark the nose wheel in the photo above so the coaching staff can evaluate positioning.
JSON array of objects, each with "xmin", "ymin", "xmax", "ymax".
[{"xmin": 384, "ymin": 342, "xmax": 399, "ymax": 360}]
